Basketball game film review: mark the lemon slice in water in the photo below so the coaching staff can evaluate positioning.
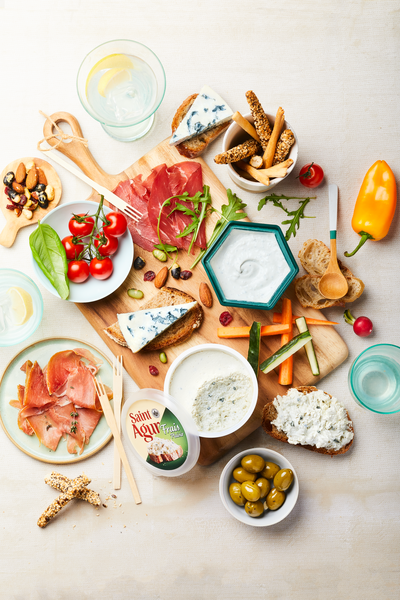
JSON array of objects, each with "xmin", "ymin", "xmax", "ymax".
[
  {"xmin": 97, "ymin": 68, "xmax": 132, "ymax": 97},
  {"xmin": 6, "ymin": 287, "xmax": 33, "ymax": 326},
  {"xmin": 85, "ymin": 53, "xmax": 134, "ymax": 96}
]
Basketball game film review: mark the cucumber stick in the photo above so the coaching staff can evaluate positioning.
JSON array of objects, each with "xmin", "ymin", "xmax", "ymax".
[
  {"xmin": 247, "ymin": 322, "xmax": 261, "ymax": 376},
  {"xmin": 295, "ymin": 316, "xmax": 320, "ymax": 376},
  {"xmin": 260, "ymin": 330, "xmax": 312, "ymax": 374}
]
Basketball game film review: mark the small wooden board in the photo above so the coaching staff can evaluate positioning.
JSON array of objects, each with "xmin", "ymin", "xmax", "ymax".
[
  {"xmin": 42, "ymin": 112, "xmax": 348, "ymax": 466},
  {"xmin": 0, "ymin": 157, "xmax": 62, "ymax": 247}
]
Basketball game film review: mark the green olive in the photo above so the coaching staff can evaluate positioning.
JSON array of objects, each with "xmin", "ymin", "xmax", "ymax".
[
  {"xmin": 229, "ymin": 482, "xmax": 245, "ymax": 506},
  {"xmin": 261, "ymin": 461, "xmax": 280, "ymax": 480},
  {"xmin": 232, "ymin": 467, "xmax": 257, "ymax": 483},
  {"xmin": 245, "ymin": 500, "xmax": 264, "ymax": 518},
  {"xmin": 266, "ymin": 488, "xmax": 286, "ymax": 510},
  {"xmin": 255, "ymin": 477, "xmax": 270, "ymax": 499},
  {"xmin": 241, "ymin": 481, "xmax": 261, "ymax": 502},
  {"xmin": 273, "ymin": 468, "xmax": 294, "ymax": 492},
  {"xmin": 241, "ymin": 454, "xmax": 265, "ymax": 474}
]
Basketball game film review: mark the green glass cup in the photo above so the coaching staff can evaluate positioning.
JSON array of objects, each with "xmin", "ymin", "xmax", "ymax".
[{"xmin": 348, "ymin": 344, "xmax": 400, "ymax": 414}]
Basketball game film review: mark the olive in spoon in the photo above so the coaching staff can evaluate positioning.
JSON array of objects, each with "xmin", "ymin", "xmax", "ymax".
[{"xmin": 318, "ymin": 184, "xmax": 349, "ymax": 300}]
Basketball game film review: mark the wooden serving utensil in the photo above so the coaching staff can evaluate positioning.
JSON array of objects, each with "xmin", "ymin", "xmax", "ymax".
[
  {"xmin": 318, "ymin": 184, "xmax": 349, "ymax": 300},
  {"xmin": 0, "ymin": 157, "xmax": 62, "ymax": 247}
]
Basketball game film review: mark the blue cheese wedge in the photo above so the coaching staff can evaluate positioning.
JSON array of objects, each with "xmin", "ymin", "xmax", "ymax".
[
  {"xmin": 117, "ymin": 302, "xmax": 197, "ymax": 353},
  {"xmin": 170, "ymin": 85, "xmax": 233, "ymax": 146}
]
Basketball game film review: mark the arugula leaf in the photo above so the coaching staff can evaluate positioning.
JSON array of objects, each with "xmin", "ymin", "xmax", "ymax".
[
  {"xmin": 29, "ymin": 222, "xmax": 69, "ymax": 300},
  {"xmin": 257, "ymin": 193, "xmax": 316, "ymax": 241},
  {"xmin": 154, "ymin": 243, "xmax": 178, "ymax": 253}
]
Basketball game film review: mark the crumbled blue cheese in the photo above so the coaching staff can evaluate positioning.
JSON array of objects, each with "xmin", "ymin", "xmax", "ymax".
[
  {"xmin": 191, "ymin": 372, "xmax": 253, "ymax": 432},
  {"xmin": 117, "ymin": 302, "xmax": 197, "ymax": 353},
  {"xmin": 170, "ymin": 85, "xmax": 233, "ymax": 146},
  {"xmin": 271, "ymin": 388, "xmax": 354, "ymax": 451}
]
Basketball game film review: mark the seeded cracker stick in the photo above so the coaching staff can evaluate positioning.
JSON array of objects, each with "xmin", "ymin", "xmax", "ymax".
[
  {"xmin": 245, "ymin": 91, "xmax": 272, "ymax": 151},
  {"xmin": 214, "ymin": 139, "xmax": 260, "ymax": 164},
  {"xmin": 38, "ymin": 474, "xmax": 90, "ymax": 528},
  {"xmin": 272, "ymin": 129, "xmax": 295, "ymax": 165},
  {"xmin": 45, "ymin": 472, "xmax": 101, "ymax": 507}
]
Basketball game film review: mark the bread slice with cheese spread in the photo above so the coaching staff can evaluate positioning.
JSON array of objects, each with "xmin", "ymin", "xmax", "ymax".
[
  {"xmin": 262, "ymin": 386, "xmax": 354, "ymax": 456},
  {"xmin": 104, "ymin": 287, "xmax": 203, "ymax": 352}
]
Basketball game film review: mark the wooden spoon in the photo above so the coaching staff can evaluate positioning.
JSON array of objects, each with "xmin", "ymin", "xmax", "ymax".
[{"xmin": 318, "ymin": 184, "xmax": 349, "ymax": 300}]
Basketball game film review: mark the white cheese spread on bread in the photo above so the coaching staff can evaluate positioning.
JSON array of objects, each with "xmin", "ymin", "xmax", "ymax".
[{"xmin": 271, "ymin": 388, "xmax": 354, "ymax": 451}]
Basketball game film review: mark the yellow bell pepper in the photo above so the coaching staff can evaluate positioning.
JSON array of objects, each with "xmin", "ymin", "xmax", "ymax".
[{"xmin": 345, "ymin": 160, "xmax": 397, "ymax": 256}]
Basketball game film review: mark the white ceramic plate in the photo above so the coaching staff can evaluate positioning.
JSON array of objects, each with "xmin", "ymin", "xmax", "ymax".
[
  {"xmin": 219, "ymin": 447, "xmax": 299, "ymax": 527},
  {"xmin": 0, "ymin": 337, "xmax": 113, "ymax": 464},
  {"xmin": 32, "ymin": 200, "xmax": 134, "ymax": 303}
]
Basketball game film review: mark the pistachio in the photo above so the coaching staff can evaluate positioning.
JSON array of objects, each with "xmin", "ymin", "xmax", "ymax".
[
  {"xmin": 153, "ymin": 249, "xmax": 167, "ymax": 262},
  {"xmin": 127, "ymin": 288, "xmax": 144, "ymax": 299},
  {"xmin": 159, "ymin": 352, "xmax": 167, "ymax": 364}
]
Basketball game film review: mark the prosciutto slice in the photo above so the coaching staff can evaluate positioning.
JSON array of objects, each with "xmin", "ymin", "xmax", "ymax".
[
  {"xmin": 24, "ymin": 361, "xmax": 56, "ymax": 408},
  {"xmin": 48, "ymin": 403, "xmax": 86, "ymax": 455},
  {"xmin": 27, "ymin": 412, "xmax": 63, "ymax": 452},
  {"xmin": 76, "ymin": 408, "xmax": 102, "ymax": 444}
]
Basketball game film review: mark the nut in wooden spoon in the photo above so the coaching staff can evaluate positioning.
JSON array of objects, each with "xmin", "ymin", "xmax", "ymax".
[{"xmin": 318, "ymin": 184, "xmax": 349, "ymax": 300}]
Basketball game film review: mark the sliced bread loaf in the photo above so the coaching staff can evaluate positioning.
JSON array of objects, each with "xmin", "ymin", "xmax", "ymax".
[
  {"xmin": 294, "ymin": 275, "xmax": 365, "ymax": 309},
  {"xmin": 298, "ymin": 239, "xmax": 353, "ymax": 277}
]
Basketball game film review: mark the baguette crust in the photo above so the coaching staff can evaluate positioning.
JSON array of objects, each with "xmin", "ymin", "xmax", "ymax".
[
  {"xmin": 294, "ymin": 275, "xmax": 364, "ymax": 309},
  {"xmin": 298, "ymin": 239, "xmax": 353, "ymax": 278},
  {"xmin": 262, "ymin": 386, "xmax": 354, "ymax": 456}
]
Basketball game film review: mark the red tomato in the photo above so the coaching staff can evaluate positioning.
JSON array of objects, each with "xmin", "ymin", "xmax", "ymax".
[
  {"xmin": 62, "ymin": 236, "xmax": 84, "ymax": 260},
  {"xmin": 69, "ymin": 213, "xmax": 95, "ymax": 237},
  {"xmin": 90, "ymin": 257, "xmax": 113, "ymax": 280},
  {"xmin": 103, "ymin": 212, "xmax": 127, "ymax": 237},
  {"xmin": 68, "ymin": 260, "xmax": 90, "ymax": 283},
  {"xmin": 298, "ymin": 163, "xmax": 324, "ymax": 188},
  {"xmin": 94, "ymin": 233, "xmax": 119, "ymax": 256}
]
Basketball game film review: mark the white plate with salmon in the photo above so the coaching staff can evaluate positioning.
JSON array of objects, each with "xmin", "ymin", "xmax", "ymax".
[{"xmin": 0, "ymin": 338, "xmax": 113, "ymax": 463}]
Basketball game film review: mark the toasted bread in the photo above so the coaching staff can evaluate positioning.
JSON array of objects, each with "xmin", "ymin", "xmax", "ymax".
[
  {"xmin": 294, "ymin": 275, "xmax": 365, "ymax": 309},
  {"xmin": 171, "ymin": 94, "xmax": 231, "ymax": 159},
  {"xmin": 298, "ymin": 239, "xmax": 353, "ymax": 278},
  {"xmin": 103, "ymin": 287, "xmax": 203, "ymax": 352},
  {"xmin": 262, "ymin": 386, "xmax": 354, "ymax": 456}
]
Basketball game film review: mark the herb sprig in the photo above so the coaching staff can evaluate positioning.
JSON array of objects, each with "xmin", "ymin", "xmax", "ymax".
[{"xmin": 257, "ymin": 193, "xmax": 316, "ymax": 241}]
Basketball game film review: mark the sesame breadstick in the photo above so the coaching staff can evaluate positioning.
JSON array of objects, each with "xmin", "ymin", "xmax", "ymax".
[
  {"xmin": 45, "ymin": 472, "xmax": 101, "ymax": 507},
  {"xmin": 38, "ymin": 475, "xmax": 90, "ymax": 528},
  {"xmin": 272, "ymin": 129, "xmax": 295, "ymax": 165},
  {"xmin": 214, "ymin": 139, "xmax": 260, "ymax": 164},
  {"xmin": 245, "ymin": 91, "xmax": 272, "ymax": 150},
  {"xmin": 249, "ymin": 155, "xmax": 264, "ymax": 169}
]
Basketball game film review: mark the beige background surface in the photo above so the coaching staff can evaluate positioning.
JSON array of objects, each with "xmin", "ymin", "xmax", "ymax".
[{"xmin": 0, "ymin": 1, "xmax": 399, "ymax": 598}]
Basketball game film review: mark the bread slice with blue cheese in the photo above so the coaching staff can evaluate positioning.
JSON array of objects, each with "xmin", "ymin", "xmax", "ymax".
[
  {"xmin": 117, "ymin": 302, "xmax": 197, "ymax": 353},
  {"xmin": 170, "ymin": 85, "xmax": 233, "ymax": 147}
]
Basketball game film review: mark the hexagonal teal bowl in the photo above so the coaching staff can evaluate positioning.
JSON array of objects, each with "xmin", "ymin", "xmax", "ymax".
[{"xmin": 202, "ymin": 221, "xmax": 299, "ymax": 311}]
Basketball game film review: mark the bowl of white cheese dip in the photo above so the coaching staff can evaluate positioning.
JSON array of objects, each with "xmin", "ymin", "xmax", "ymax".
[
  {"xmin": 202, "ymin": 221, "xmax": 299, "ymax": 311},
  {"xmin": 164, "ymin": 344, "xmax": 258, "ymax": 439}
]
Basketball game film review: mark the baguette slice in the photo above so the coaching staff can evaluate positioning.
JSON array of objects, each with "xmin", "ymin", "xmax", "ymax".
[
  {"xmin": 294, "ymin": 275, "xmax": 364, "ymax": 309},
  {"xmin": 262, "ymin": 386, "xmax": 354, "ymax": 456},
  {"xmin": 171, "ymin": 94, "xmax": 231, "ymax": 158},
  {"xmin": 104, "ymin": 287, "xmax": 203, "ymax": 351},
  {"xmin": 298, "ymin": 239, "xmax": 353, "ymax": 277}
]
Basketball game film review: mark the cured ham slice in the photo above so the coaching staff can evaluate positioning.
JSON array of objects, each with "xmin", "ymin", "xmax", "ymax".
[
  {"xmin": 46, "ymin": 350, "xmax": 82, "ymax": 394},
  {"xmin": 48, "ymin": 403, "xmax": 85, "ymax": 455},
  {"xmin": 76, "ymin": 408, "xmax": 102, "ymax": 444},
  {"xmin": 65, "ymin": 367, "xmax": 98, "ymax": 410},
  {"xmin": 9, "ymin": 386, "xmax": 34, "ymax": 435},
  {"xmin": 24, "ymin": 361, "xmax": 56, "ymax": 408},
  {"xmin": 72, "ymin": 347, "xmax": 102, "ymax": 373},
  {"xmin": 27, "ymin": 412, "xmax": 63, "ymax": 452}
]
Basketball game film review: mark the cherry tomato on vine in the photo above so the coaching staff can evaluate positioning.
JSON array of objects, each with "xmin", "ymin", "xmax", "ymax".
[
  {"xmin": 103, "ymin": 212, "xmax": 128, "ymax": 238},
  {"xmin": 69, "ymin": 213, "xmax": 95, "ymax": 237},
  {"xmin": 67, "ymin": 260, "xmax": 90, "ymax": 283},
  {"xmin": 62, "ymin": 236, "xmax": 84, "ymax": 260},
  {"xmin": 298, "ymin": 163, "xmax": 324, "ymax": 188},
  {"xmin": 90, "ymin": 257, "xmax": 113, "ymax": 280},
  {"xmin": 94, "ymin": 232, "xmax": 119, "ymax": 256}
]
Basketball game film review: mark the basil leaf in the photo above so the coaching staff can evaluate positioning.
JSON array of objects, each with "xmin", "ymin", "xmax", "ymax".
[{"xmin": 29, "ymin": 222, "xmax": 70, "ymax": 300}]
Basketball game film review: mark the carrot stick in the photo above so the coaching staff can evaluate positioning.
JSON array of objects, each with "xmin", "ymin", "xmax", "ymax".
[
  {"xmin": 217, "ymin": 324, "xmax": 290, "ymax": 339},
  {"xmin": 278, "ymin": 298, "xmax": 293, "ymax": 385},
  {"xmin": 273, "ymin": 313, "xmax": 338, "ymax": 326}
]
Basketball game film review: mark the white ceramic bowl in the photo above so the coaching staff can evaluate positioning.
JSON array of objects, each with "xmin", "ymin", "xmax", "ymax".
[
  {"xmin": 163, "ymin": 343, "xmax": 258, "ymax": 439},
  {"xmin": 223, "ymin": 112, "xmax": 298, "ymax": 193},
  {"xmin": 32, "ymin": 200, "xmax": 134, "ymax": 303},
  {"xmin": 219, "ymin": 447, "xmax": 299, "ymax": 527}
]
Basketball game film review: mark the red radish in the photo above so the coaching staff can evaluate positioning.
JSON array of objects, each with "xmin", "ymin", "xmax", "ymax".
[{"xmin": 344, "ymin": 310, "xmax": 373, "ymax": 337}]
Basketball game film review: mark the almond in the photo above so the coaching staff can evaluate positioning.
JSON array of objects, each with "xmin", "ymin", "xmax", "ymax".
[
  {"xmin": 15, "ymin": 162, "xmax": 26, "ymax": 184},
  {"xmin": 26, "ymin": 166, "xmax": 38, "ymax": 190},
  {"xmin": 199, "ymin": 282, "xmax": 213, "ymax": 308},
  {"xmin": 154, "ymin": 266, "xmax": 168, "ymax": 289},
  {"xmin": 12, "ymin": 182, "xmax": 24, "ymax": 194},
  {"xmin": 38, "ymin": 168, "xmax": 48, "ymax": 185}
]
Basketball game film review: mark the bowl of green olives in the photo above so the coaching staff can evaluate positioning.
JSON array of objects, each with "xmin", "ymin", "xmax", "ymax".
[{"xmin": 219, "ymin": 448, "xmax": 299, "ymax": 527}]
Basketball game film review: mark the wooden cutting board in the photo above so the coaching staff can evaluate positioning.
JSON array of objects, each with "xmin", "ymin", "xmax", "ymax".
[{"xmin": 43, "ymin": 112, "xmax": 348, "ymax": 466}]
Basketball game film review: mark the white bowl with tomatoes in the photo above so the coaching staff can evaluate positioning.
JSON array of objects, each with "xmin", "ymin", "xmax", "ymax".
[{"xmin": 32, "ymin": 200, "xmax": 133, "ymax": 303}]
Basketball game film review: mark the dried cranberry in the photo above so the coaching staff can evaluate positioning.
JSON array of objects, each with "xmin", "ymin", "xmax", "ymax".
[
  {"xmin": 4, "ymin": 187, "xmax": 10, "ymax": 197},
  {"xmin": 144, "ymin": 270, "xmax": 156, "ymax": 282},
  {"xmin": 149, "ymin": 365, "xmax": 159, "ymax": 376},
  {"xmin": 180, "ymin": 270, "xmax": 192, "ymax": 280},
  {"xmin": 219, "ymin": 311, "xmax": 233, "ymax": 326}
]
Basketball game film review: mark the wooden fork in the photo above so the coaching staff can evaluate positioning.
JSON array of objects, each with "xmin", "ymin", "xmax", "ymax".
[
  {"xmin": 112, "ymin": 355, "xmax": 123, "ymax": 490},
  {"xmin": 94, "ymin": 377, "xmax": 141, "ymax": 505}
]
